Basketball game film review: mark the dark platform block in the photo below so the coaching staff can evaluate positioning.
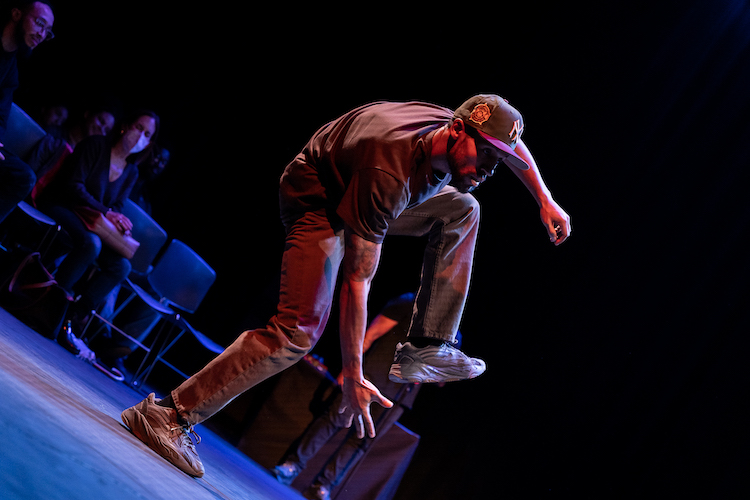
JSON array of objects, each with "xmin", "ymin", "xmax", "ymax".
[{"xmin": 237, "ymin": 360, "xmax": 420, "ymax": 500}]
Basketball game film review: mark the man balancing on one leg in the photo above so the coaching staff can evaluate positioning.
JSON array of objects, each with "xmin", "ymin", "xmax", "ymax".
[{"xmin": 121, "ymin": 94, "xmax": 572, "ymax": 477}]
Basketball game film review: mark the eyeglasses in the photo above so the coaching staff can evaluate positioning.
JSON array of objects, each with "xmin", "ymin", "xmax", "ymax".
[{"xmin": 32, "ymin": 16, "xmax": 54, "ymax": 41}]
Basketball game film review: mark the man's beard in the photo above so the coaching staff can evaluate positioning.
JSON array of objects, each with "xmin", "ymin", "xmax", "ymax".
[
  {"xmin": 448, "ymin": 177, "xmax": 476, "ymax": 194},
  {"xmin": 446, "ymin": 158, "xmax": 477, "ymax": 193}
]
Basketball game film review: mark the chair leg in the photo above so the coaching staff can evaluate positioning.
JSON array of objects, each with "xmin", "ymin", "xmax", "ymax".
[
  {"xmin": 38, "ymin": 224, "xmax": 61, "ymax": 260},
  {"xmin": 129, "ymin": 319, "xmax": 177, "ymax": 390},
  {"xmin": 81, "ymin": 307, "xmax": 176, "ymax": 392},
  {"xmin": 84, "ymin": 310, "xmax": 156, "ymax": 353}
]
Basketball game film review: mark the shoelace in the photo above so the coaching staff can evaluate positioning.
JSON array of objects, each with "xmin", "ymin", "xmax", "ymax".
[{"xmin": 170, "ymin": 424, "xmax": 202, "ymax": 446}]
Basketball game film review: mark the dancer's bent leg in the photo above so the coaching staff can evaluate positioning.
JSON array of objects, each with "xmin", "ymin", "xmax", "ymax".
[{"xmin": 173, "ymin": 209, "xmax": 345, "ymax": 425}]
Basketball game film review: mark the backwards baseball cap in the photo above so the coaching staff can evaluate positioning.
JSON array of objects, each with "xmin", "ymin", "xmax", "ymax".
[{"xmin": 453, "ymin": 94, "xmax": 529, "ymax": 170}]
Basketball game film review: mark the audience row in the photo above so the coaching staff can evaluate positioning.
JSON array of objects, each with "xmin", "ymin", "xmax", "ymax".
[{"xmin": 0, "ymin": 1, "xmax": 173, "ymax": 378}]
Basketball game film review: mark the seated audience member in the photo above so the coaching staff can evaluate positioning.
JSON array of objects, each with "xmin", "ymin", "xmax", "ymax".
[
  {"xmin": 91, "ymin": 142, "xmax": 172, "ymax": 374},
  {"xmin": 61, "ymin": 104, "xmax": 118, "ymax": 150},
  {"xmin": 26, "ymin": 102, "xmax": 119, "ymax": 186},
  {"xmin": 271, "ymin": 292, "xmax": 446, "ymax": 500},
  {"xmin": 35, "ymin": 100, "xmax": 69, "ymax": 137},
  {"xmin": 129, "ymin": 143, "xmax": 170, "ymax": 214},
  {"xmin": 36, "ymin": 110, "xmax": 159, "ymax": 339},
  {"xmin": 0, "ymin": 0, "xmax": 56, "ymax": 228}
]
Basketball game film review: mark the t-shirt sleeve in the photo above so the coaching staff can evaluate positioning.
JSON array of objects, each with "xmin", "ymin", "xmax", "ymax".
[
  {"xmin": 59, "ymin": 137, "xmax": 111, "ymax": 213},
  {"xmin": 336, "ymin": 167, "xmax": 409, "ymax": 243}
]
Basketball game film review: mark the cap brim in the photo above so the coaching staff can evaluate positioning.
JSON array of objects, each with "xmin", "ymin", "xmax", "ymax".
[{"xmin": 478, "ymin": 130, "xmax": 530, "ymax": 170}]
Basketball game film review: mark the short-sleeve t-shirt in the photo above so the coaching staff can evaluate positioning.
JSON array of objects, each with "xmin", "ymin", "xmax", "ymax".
[{"xmin": 279, "ymin": 101, "xmax": 454, "ymax": 243}]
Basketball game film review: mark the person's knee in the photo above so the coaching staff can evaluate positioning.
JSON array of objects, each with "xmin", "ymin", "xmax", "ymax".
[
  {"xmin": 19, "ymin": 168, "xmax": 36, "ymax": 196},
  {"xmin": 235, "ymin": 326, "xmax": 312, "ymax": 364},
  {"xmin": 112, "ymin": 257, "xmax": 131, "ymax": 280},
  {"xmin": 459, "ymin": 191, "xmax": 480, "ymax": 215},
  {"xmin": 450, "ymin": 192, "xmax": 481, "ymax": 226},
  {"xmin": 78, "ymin": 232, "xmax": 103, "ymax": 260},
  {"xmin": 0, "ymin": 161, "xmax": 36, "ymax": 199}
]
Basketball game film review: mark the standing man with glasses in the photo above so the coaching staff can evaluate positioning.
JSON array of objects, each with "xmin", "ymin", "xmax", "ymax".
[{"xmin": 0, "ymin": 1, "xmax": 55, "ymax": 230}]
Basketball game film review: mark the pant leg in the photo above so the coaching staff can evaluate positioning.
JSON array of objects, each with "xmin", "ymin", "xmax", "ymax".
[
  {"xmin": 0, "ymin": 152, "xmax": 36, "ymax": 225},
  {"xmin": 289, "ymin": 391, "xmax": 350, "ymax": 468},
  {"xmin": 318, "ymin": 403, "xmax": 405, "ymax": 488},
  {"xmin": 173, "ymin": 209, "xmax": 345, "ymax": 425},
  {"xmin": 76, "ymin": 247, "xmax": 131, "ymax": 310},
  {"xmin": 42, "ymin": 205, "xmax": 131, "ymax": 314},
  {"xmin": 388, "ymin": 186, "xmax": 480, "ymax": 343},
  {"xmin": 42, "ymin": 204, "xmax": 103, "ymax": 295}
]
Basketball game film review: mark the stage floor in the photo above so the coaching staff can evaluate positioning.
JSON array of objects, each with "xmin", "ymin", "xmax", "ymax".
[{"xmin": 0, "ymin": 307, "xmax": 303, "ymax": 500}]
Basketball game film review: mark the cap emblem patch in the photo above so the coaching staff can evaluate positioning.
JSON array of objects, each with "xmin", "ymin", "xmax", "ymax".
[
  {"xmin": 468, "ymin": 103, "xmax": 491, "ymax": 125},
  {"xmin": 508, "ymin": 119, "xmax": 524, "ymax": 143}
]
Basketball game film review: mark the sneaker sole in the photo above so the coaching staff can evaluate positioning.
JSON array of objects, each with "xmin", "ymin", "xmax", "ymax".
[
  {"xmin": 389, "ymin": 362, "xmax": 481, "ymax": 384},
  {"xmin": 121, "ymin": 406, "xmax": 204, "ymax": 477}
]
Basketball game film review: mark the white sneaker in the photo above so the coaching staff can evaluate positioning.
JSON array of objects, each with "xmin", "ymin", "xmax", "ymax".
[{"xmin": 389, "ymin": 341, "xmax": 486, "ymax": 383}]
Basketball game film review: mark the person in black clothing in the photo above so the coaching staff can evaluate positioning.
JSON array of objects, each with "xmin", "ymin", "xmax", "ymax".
[
  {"xmin": 129, "ymin": 143, "xmax": 170, "ymax": 214},
  {"xmin": 271, "ymin": 292, "xmax": 449, "ymax": 500},
  {"xmin": 37, "ymin": 110, "xmax": 159, "ymax": 330},
  {"xmin": 0, "ymin": 1, "xmax": 55, "ymax": 227},
  {"xmin": 90, "ymin": 144, "xmax": 172, "ymax": 373}
]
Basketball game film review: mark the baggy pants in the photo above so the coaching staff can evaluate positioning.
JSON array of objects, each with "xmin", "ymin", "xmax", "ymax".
[{"xmin": 172, "ymin": 186, "xmax": 480, "ymax": 425}]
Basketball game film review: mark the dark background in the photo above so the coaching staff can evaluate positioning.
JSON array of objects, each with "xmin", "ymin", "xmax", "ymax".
[{"xmin": 12, "ymin": 1, "xmax": 750, "ymax": 497}]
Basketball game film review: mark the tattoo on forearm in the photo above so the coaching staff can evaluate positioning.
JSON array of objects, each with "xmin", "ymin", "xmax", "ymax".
[{"xmin": 344, "ymin": 234, "xmax": 380, "ymax": 282}]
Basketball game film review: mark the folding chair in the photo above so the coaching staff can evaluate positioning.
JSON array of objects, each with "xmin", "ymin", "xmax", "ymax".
[
  {"xmin": 81, "ymin": 201, "xmax": 168, "ymax": 370},
  {"xmin": 104, "ymin": 239, "xmax": 217, "ymax": 388},
  {"xmin": 121, "ymin": 199, "xmax": 168, "ymax": 278},
  {"xmin": 0, "ymin": 103, "xmax": 61, "ymax": 258},
  {"xmin": 145, "ymin": 316, "xmax": 224, "ymax": 382},
  {"xmin": 4, "ymin": 103, "xmax": 46, "ymax": 159}
]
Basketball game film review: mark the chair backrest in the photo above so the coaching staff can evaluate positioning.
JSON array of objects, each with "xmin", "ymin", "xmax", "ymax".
[
  {"xmin": 121, "ymin": 199, "xmax": 168, "ymax": 275},
  {"xmin": 148, "ymin": 239, "xmax": 216, "ymax": 314},
  {"xmin": 5, "ymin": 103, "xmax": 46, "ymax": 160}
]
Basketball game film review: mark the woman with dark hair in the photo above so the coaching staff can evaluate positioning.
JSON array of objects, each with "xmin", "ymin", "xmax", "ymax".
[{"xmin": 38, "ymin": 109, "xmax": 159, "ymax": 333}]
